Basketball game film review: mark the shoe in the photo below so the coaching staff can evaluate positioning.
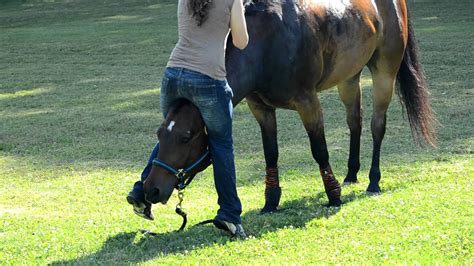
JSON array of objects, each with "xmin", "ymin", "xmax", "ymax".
[
  {"xmin": 127, "ymin": 191, "xmax": 154, "ymax": 221},
  {"xmin": 212, "ymin": 219, "xmax": 247, "ymax": 239}
]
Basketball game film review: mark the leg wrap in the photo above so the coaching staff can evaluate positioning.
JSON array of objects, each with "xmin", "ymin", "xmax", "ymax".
[
  {"xmin": 265, "ymin": 167, "xmax": 279, "ymax": 188},
  {"xmin": 320, "ymin": 166, "xmax": 342, "ymax": 206},
  {"xmin": 262, "ymin": 167, "xmax": 281, "ymax": 213}
]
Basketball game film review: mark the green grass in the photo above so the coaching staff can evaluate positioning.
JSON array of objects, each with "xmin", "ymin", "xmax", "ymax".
[{"xmin": 1, "ymin": 0, "xmax": 473, "ymax": 264}]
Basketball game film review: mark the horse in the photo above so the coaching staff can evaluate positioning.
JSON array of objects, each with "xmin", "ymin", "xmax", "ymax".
[{"xmin": 143, "ymin": 0, "xmax": 436, "ymax": 213}]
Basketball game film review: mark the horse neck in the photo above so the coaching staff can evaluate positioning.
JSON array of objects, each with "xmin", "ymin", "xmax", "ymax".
[
  {"xmin": 225, "ymin": 2, "xmax": 302, "ymax": 106},
  {"xmin": 228, "ymin": 75, "xmax": 255, "ymax": 106},
  {"xmin": 226, "ymin": 45, "xmax": 263, "ymax": 106}
]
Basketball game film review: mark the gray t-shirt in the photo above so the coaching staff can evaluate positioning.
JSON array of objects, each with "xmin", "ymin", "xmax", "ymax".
[{"xmin": 167, "ymin": 0, "xmax": 235, "ymax": 80}]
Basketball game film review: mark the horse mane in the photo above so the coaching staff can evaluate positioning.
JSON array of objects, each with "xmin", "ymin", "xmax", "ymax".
[
  {"xmin": 167, "ymin": 98, "xmax": 195, "ymax": 117},
  {"xmin": 165, "ymin": 98, "xmax": 205, "ymax": 130},
  {"xmin": 245, "ymin": 0, "xmax": 282, "ymax": 16}
]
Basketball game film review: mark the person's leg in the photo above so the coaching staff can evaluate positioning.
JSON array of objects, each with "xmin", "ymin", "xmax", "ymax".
[
  {"xmin": 127, "ymin": 142, "xmax": 159, "ymax": 220},
  {"xmin": 130, "ymin": 142, "xmax": 160, "ymax": 201},
  {"xmin": 179, "ymin": 71, "xmax": 242, "ymax": 225}
]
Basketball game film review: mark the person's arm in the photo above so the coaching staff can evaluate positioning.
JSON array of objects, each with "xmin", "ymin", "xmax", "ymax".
[{"xmin": 230, "ymin": 0, "xmax": 249, "ymax": 50}]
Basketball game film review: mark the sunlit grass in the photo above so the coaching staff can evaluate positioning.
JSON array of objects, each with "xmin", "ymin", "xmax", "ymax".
[{"xmin": 0, "ymin": 87, "xmax": 54, "ymax": 100}]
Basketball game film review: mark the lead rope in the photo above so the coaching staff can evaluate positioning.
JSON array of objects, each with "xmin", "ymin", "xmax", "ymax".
[
  {"xmin": 142, "ymin": 190, "xmax": 225, "ymax": 234},
  {"xmin": 140, "ymin": 190, "xmax": 187, "ymax": 236},
  {"xmin": 174, "ymin": 190, "xmax": 221, "ymax": 232},
  {"xmin": 175, "ymin": 190, "xmax": 187, "ymax": 232},
  {"xmin": 175, "ymin": 189, "xmax": 226, "ymax": 232}
]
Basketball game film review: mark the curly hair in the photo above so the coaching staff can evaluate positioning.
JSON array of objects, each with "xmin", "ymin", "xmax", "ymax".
[{"xmin": 189, "ymin": 0, "xmax": 214, "ymax": 26}]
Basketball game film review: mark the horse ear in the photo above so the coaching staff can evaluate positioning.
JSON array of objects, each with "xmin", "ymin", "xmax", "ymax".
[
  {"xmin": 245, "ymin": 0, "xmax": 268, "ymax": 15},
  {"xmin": 246, "ymin": 0, "xmax": 259, "ymax": 5},
  {"xmin": 157, "ymin": 126, "xmax": 163, "ymax": 138}
]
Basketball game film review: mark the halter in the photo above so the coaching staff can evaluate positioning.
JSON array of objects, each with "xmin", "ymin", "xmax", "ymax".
[
  {"xmin": 152, "ymin": 149, "xmax": 210, "ymax": 190},
  {"xmin": 150, "ymin": 147, "xmax": 210, "ymax": 232}
]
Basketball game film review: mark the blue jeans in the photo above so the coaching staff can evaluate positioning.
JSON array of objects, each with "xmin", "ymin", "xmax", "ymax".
[{"xmin": 132, "ymin": 67, "xmax": 242, "ymax": 224}]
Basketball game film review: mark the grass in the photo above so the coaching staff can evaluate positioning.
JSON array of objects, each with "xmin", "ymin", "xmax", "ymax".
[{"xmin": 0, "ymin": 0, "xmax": 473, "ymax": 264}]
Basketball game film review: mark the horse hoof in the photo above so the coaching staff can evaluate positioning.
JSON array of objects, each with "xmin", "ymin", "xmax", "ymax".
[
  {"xmin": 366, "ymin": 184, "xmax": 381, "ymax": 195},
  {"xmin": 343, "ymin": 176, "xmax": 358, "ymax": 184},
  {"xmin": 366, "ymin": 188, "xmax": 381, "ymax": 195},
  {"xmin": 343, "ymin": 181, "xmax": 358, "ymax": 186},
  {"xmin": 366, "ymin": 191, "xmax": 381, "ymax": 196},
  {"xmin": 327, "ymin": 198, "xmax": 342, "ymax": 207},
  {"xmin": 260, "ymin": 206, "xmax": 279, "ymax": 214},
  {"xmin": 263, "ymin": 186, "xmax": 281, "ymax": 212}
]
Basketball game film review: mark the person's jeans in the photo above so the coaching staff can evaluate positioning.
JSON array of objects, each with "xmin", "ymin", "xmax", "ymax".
[{"xmin": 132, "ymin": 67, "xmax": 242, "ymax": 224}]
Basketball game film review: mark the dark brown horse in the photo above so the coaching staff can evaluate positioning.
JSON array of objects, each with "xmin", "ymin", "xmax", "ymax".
[{"xmin": 144, "ymin": 0, "xmax": 436, "ymax": 213}]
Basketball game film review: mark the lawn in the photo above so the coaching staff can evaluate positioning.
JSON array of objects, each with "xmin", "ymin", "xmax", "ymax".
[{"xmin": 0, "ymin": 0, "xmax": 472, "ymax": 264}]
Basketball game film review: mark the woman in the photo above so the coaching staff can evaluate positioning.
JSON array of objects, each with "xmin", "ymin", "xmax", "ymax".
[{"xmin": 127, "ymin": 0, "xmax": 248, "ymax": 238}]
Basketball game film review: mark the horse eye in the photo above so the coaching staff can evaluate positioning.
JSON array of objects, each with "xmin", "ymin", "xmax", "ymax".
[{"xmin": 181, "ymin": 131, "xmax": 192, "ymax": 143}]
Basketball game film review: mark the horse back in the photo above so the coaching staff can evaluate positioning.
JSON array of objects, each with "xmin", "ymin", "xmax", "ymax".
[{"xmin": 240, "ymin": 0, "xmax": 409, "ymax": 108}]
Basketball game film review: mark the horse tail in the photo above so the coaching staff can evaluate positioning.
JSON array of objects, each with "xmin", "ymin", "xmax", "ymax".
[{"xmin": 396, "ymin": 13, "xmax": 437, "ymax": 147}]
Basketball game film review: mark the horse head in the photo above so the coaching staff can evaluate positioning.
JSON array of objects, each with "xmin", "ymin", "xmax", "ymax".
[{"xmin": 143, "ymin": 99, "xmax": 211, "ymax": 204}]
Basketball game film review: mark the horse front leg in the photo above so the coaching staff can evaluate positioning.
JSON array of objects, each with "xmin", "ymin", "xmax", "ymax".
[
  {"xmin": 247, "ymin": 95, "xmax": 281, "ymax": 213},
  {"xmin": 295, "ymin": 95, "xmax": 342, "ymax": 206}
]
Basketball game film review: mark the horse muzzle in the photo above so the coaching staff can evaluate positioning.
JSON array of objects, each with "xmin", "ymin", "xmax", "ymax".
[{"xmin": 144, "ymin": 187, "xmax": 172, "ymax": 205}]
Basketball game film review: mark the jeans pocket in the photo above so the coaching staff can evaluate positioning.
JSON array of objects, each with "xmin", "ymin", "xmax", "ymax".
[
  {"xmin": 191, "ymin": 83, "xmax": 218, "ymax": 106},
  {"xmin": 164, "ymin": 67, "xmax": 179, "ymax": 79}
]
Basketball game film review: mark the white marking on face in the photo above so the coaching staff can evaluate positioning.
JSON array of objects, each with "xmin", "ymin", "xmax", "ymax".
[
  {"xmin": 311, "ymin": 0, "xmax": 352, "ymax": 19},
  {"xmin": 167, "ymin": 121, "xmax": 176, "ymax": 132}
]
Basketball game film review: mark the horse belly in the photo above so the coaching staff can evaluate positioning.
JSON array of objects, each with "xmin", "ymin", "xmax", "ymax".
[
  {"xmin": 256, "ymin": 87, "xmax": 298, "ymax": 109},
  {"xmin": 319, "ymin": 36, "xmax": 377, "ymax": 90}
]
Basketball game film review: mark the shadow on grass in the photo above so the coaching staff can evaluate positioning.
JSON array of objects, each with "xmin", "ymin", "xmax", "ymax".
[{"xmin": 50, "ymin": 191, "xmax": 362, "ymax": 265}]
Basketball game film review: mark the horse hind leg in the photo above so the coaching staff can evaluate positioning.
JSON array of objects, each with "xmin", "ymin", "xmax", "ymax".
[
  {"xmin": 295, "ymin": 95, "xmax": 342, "ymax": 206},
  {"xmin": 367, "ymin": 68, "xmax": 397, "ymax": 193},
  {"xmin": 247, "ymin": 95, "xmax": 281, "ymax": 213},
  {"xmin": 337, "ymin": 72, "xmax": 363, "ymax": 184}
]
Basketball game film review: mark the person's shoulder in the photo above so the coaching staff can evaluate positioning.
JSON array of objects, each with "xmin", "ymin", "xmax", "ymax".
[
  {"xmin": 221, "ymin": 0, "xmax": 235, "ymax": 10},
  {"xmin": 211, "ymin": 0, "xmax": 234, "ymax": 12}
]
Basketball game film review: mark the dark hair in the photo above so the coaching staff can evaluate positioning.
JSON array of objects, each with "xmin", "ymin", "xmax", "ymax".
[{"xmin": 189, "ymin": 0, "xmax": 213, "ymax": 26}]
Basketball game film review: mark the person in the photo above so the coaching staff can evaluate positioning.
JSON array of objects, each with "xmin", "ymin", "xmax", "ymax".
[{"xmin": 126, "ymin": 0, "xmax": 249, "ymax": 238}]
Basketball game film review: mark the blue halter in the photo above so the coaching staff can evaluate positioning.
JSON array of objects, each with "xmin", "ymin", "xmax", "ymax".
[{"xmin": 152, "ymin": 149, "xmax": 211, "ymax": 190}]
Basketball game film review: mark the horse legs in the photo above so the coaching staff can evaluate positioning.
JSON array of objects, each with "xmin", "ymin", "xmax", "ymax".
[
  {"xmin": 337, "ymin": 73, "xmax": 362, "ymax": 184},
  {"xmin": 247, "ymin": 95, "xmax": 281, "ymax": 213},
  {"xmin": 367, "ymin": 70, "xmax": 396, "ymax": 193},
  {"xmin": 295, "ymin": 94, "xmax": 342, "ymax": 206}
]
